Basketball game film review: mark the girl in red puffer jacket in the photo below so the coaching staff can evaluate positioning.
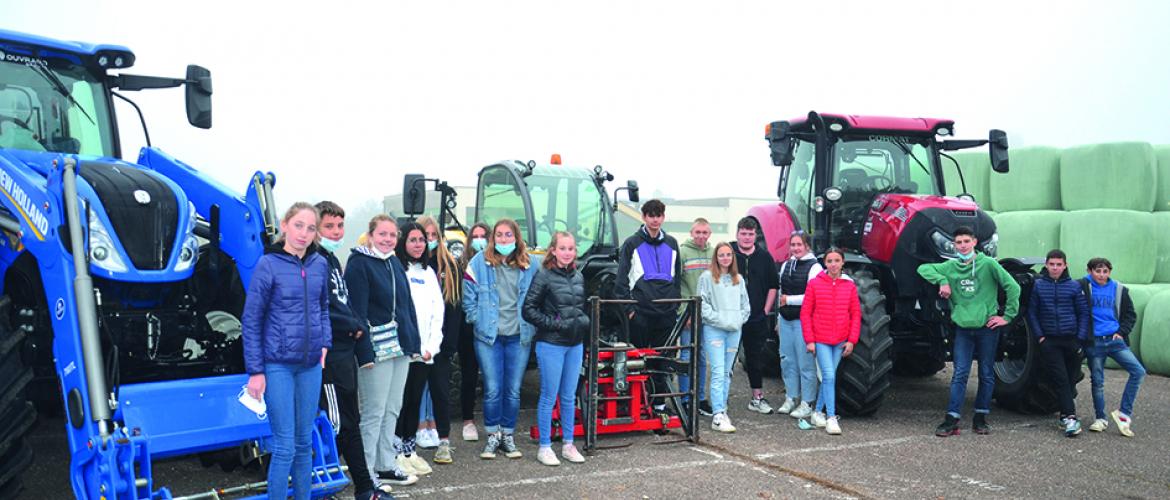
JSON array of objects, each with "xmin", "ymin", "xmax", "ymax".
[{"xmin": 799, "ymin": 248, "xmax": 860, "ymax": 435}]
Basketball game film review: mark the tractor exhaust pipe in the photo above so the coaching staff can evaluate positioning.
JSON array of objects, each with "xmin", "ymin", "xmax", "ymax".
[{"xmin": 62, "ymin": 158, "xmax": 113, "ymax": 437}]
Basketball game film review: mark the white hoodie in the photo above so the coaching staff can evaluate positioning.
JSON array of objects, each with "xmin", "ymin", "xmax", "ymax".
[{"xmin": 406, "ymin": 262, "xmax": 444, "ymax": 363}]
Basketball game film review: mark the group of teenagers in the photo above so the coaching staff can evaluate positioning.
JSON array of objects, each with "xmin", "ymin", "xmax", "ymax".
[{"xmin": 239, "ymin": 199, "xmax": 1148, "ymax": 500}]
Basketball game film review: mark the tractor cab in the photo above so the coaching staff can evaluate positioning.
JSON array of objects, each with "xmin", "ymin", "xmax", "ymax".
[
  {"xmin": 474, "ymin": 155, "xmax": 637, "ymax": 260},
  {"xmin": 763, "ymin": 112, "xmax": 1008, "ymax": 264}
]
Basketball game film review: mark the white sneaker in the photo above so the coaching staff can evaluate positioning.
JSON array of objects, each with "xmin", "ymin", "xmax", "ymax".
[
  {"xmin": 463, "ymin": 422, "xmax": 480, "ymax": 441},
  {"xmin": 811, "ymin": 411, "xmax": 828, "ymax": 428},
  {"xmin": 1111, "ymin": 410, "xmax": 1135, "ymax": 437},
  {"xmin": 537, "ymin": 446, "xmax": 561, "ymax": 466},
  {"xmin": 429, "ymin": 428, "xmax": 442, "ymax": 446},
  {"xmin": 825, "ymin": 416, "xmax": 841, "ymax": 435},
  {"xmin": 748, "ymin": 397, "xmax": 774, "ymax": 414},
  {"xmin": 408, "ymin": 453, "xmax": 433, "ymax": 475},
  {"xmin": 561, "ymin": 444, "xmax": 586, "ymax": 463},
  {"xmin": 711, "ymin": 412, "xmax": 737, "ymax": 433},
  {"xmin": 777, "ymin": 398, "xmax": 797, "ymax": 415},
  {"xmin": 790, "ymin": 401, "xmax": 813, "ymax": 419},
  {"xmin": 1089, "ymin": 418, "xmax": 1109, "ymax": 432},
  {"xmin": 416, "ymin": 429, "xmax": 439, "ymax": 449}
]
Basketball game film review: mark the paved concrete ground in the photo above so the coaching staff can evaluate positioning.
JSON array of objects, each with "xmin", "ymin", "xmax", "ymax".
[{"xmin": 24, "ymin": 364, "xmax": 1170, "ymax": 499}]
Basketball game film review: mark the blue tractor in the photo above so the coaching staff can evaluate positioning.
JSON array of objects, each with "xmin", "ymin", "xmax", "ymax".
[{"xmin": 0, "ymin": 29, "xmax": 347, "ymax": 498}]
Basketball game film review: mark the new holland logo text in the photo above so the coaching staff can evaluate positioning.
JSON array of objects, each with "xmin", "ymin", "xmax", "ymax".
[{"xmin": 0, "ymin": 168, "xmax": 50, "ymax": 239}]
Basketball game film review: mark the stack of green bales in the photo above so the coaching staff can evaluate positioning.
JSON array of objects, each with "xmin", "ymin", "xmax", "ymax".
[{"xmin": 945, "ymin": 144, "xmax": 1170, "ymax": 375}]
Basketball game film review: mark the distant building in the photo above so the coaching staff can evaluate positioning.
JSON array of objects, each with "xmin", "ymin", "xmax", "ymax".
[{"xmin": 617, "ymin": 196, "xmax": 775, "ymax": 244}]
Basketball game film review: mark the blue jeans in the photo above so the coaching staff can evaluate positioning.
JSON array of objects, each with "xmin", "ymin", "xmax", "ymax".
[
  {"xmin": 679, "ymin": 327, "xmax": 707, "ymax": 402},
  {"xmin": 814, "ymin": 342, "xmax": 845, "ymax": 417},
  {"xmin": 947, "ymin": 327, "xmax": 999, "ymax": 418},
  {"xmin": 475, "ymin": 334, "xmax": 529, "ymax": 434},
  {"xmin": 1087, "ymin": 337, "xmax": 1146, "ymax": 418},
  {"xmin": 703, "ymin": 325, "xmax": 741, "ymax": 415},
  {"xmin": 536, "ymin": 341, "xmax": 584, "ymax": 446},
  {"xmin": 265, "ymin": 362, "xmax": 323, "ymax": 500},
  {"xmin": 779, "ymin": 318, "xmax": 818, "ymax": 403},
  {"xmin": 419, "ymin": 383, "xmax": 433, "ymax": 423}
]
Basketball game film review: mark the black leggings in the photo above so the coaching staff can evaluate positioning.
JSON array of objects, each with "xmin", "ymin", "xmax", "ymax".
[
  {"xmin": 426, "ymin": 352, "xmax": 454, "ymax": 438},
  {"xmin": 458, "ymin": 321, "xmax": 480, "ymax": 421},
  {"xmin": 395, "ymin": 362, "xmax": 432, "ymax": 444}
]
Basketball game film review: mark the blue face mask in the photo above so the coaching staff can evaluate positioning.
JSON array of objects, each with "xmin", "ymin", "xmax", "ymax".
[
  {"xmin": 319, "ymin": 236, "xmax": 343, "ymax": 254},
  {"xmin": 495, "ymin": 242, "xmax": 516, "ymax": 256},
  {"xmin": 427, "ymin": 240, "xmax": 439, "ymax": 251},
  {"xmin": 957, "ymin": 250, "xmax": 976, "ymax": 261},
  {"xmin": 471, "ymin": 238, "xmax": 487, "ymax": 252}
]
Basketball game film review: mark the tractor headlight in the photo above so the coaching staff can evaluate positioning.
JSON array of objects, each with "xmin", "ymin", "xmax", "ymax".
[
  {"xmin": 930, "ymin": 230, "xmax": 958, "ymax": 259},
  {"xmin": 174, "ymin": 201, "xmax": 201, "ymax": 272},
  {"xmin": 89, "ymin": 210, "xmax": 129, "ymax": 273},
  {"xmin": 981, "ymin": 233, "xmax": 999, "ymax": 258}
]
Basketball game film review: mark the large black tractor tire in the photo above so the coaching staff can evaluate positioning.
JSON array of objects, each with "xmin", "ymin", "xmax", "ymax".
[
  {"xmin": 992, "ymin": 315, "xmax": 1083, "ymax": 414},
  {"xmin": 892, "ymin": 351, "xmax": 946, "ymax": 378},
  {"xmin": 0, "ymin": 295, "xmax": 35, "ymax": 499},
  {"xmin": 836, "ymin": 270, "xmax": 894, "ymax": 417}
]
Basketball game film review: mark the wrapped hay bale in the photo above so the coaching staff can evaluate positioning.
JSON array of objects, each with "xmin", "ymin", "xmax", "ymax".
[
  {"xmin": 1155, "ymin": 146, "xmax": 1170, "ymax": 212},
  {"xmin": 1137, "ymin": 290, "xmax": 1170, "ymax": 376},
  {"xmin": 1060, "ymin": 142, "xmax": 1156, "ymax": 212},
  {"xmin": 990, "ymin": 147, "xmax": 1062, "ymax": 212},
  {"xmin": 1153, "ymin": 212, "xmax": 1170, "ymax": 282},
  {"xmin": 1060, "ymin": 210, "xmax": 1156, "ymax": 285},
  {"xmin": 944, "ymin": 152, "xmax": 992, "ymax": 208},
  {"xmin": 1119, "ymin": 284, "xmax": 1170, "ymax": 361},
  {"xmin": 991, "ymin": 211, "xmax": 1062, "ymax": 260}
]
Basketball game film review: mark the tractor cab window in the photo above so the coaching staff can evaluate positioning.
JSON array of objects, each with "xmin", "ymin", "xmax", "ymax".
[
  {"xmin": 526, "ymin": 166, "xmax": 611, "ymax": 257},
  {"xmin": 781, "ymin": 138, "xmax": 816, "ymax": 231},
  {"xmin": 478, "ymin": 166, "xmax": 530, "ymax": 243},
  {"xmin": 0, "ymin": 56, "xmax": 114, "ymax": 156},
  {"xmin": 827, "ymin": 135, "xmax": 938, "ymax": 249}
]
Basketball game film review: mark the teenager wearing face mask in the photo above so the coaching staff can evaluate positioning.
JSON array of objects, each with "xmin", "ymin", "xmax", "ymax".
[
  {"xmin": 918, "ymin": 226, "xmax": 1020, "ymax": 438},
  {"xmin": 346, "ymin": 215, "xmax": 421, "ymax": 487},
  {"xmin": 463, "ymin": 218, "xmax": 541, "ymax": 460},
  {"xmin": 313, "ymin": 201, "xmax": 390, "ymax": 499},
  {"xmin": 458, "ymin": 222, "xmax": 491, "ymax": 442},
  {"xmin": 392, "ymin": 222, "xmax": 444, "ymax": 476}
]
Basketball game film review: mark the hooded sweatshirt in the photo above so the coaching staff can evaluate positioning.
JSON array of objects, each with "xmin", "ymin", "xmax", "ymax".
[
  {"xmin": 319, "ymin": 246, "xmax": 364, "ymax": 353},
  {"xmin": 698, "ymin": 270, "xmax": 751, "ymax": 332},
  {"xmin": 614, "ymin": 225, "xmax": 682, "ymax": 318},
  {"xmin": 679, "ymin": 237, "xmax": 714, "ymax": 314},
  {"xmin": 404, "ymin": 261, "xmax": 444, "ymax": 363},
  {"xmin": 1078, "ymin": 275, "xmax": 1137, "ymax": 342},
  {"xmin": 917, "ymin": 253, "xmax": 1020, "ymax": 329},
  {"xmin": 345, "ymin": 245, "xmax": 421, "ymax": 366},
  {"xmin": 733, "ymin": 242, "xmax": 779, "ymax": 324},
  {"xmin": 800, "ymin": 271, "xmax": 861, "ymax": 345},
  {"xmin": 1025, "ymin": 268, "xmax": 1089, "ymax": 341}
]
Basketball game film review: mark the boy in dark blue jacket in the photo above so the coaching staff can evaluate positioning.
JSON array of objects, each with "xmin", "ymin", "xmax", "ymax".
[{"xmin": 1026, "ymin": 249, "xmax": 1089, "ymax": 437}]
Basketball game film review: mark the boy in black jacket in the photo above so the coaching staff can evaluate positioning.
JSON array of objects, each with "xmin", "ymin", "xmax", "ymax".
[
  {"xmin": 614, "ymin": 199, "xmax": 682, "ymax": 410},
  {"xmin": 1025, "ymin": 249, "xmax": 1089, "ymax": 437},
  {"xmin": 732, "ymin": 217, "xmax": 779, "ymax": 414},
  {"xmin": 1079, "ymin": 257, "xmax": 1145, "ymax": 437},
  {"xmin": 315, "ymin": 201, "xmax": 390, "ymax": 499}
]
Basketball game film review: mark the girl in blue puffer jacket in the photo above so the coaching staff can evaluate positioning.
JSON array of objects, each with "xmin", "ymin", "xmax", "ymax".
[{"xmin": 242, "ymin": 202, "xmax": 331, "ymax": 500}]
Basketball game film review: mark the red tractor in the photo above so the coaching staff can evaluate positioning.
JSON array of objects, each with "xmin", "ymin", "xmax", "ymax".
[{"xmin": 749, "ymin": 111, "xmax": 1050, "ymax": 416}]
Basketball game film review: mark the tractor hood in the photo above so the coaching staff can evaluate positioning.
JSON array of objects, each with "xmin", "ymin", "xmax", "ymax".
[
  {"xmin": 862, "ymin": 193, "xmax": 996, "ymax": 264},
  {"xmin": 0, "ymin": 148, "xmax": 198, "ymax": 282}
]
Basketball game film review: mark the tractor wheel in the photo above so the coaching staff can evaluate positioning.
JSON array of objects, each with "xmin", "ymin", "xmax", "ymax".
[
  {"xmin": 835, "ymin": 270, "xmax": 893, "ymax": 417},
  {"xmin": 0, "ymin": 296, "xmax": 35, "ymax": 499},
  {"xmin": 992, "ymin": 315, "xmax": 1082, "ymax": 414},
  {"xmin": 892, "ymin": 351, "xmax": 946, "ymax": 378}
]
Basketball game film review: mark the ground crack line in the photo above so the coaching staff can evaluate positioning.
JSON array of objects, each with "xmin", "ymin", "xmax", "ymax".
[{"xmin": 695, "ymin": 440, "xmax": 874, "ymax": 500}]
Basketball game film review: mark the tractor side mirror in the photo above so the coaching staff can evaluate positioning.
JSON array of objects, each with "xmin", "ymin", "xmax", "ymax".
[
  {"xmin": 989, "ymin": 129, "xmax": 1009, "ymax": 173},
  {"xmin": 403, "ymin": 174, "xmax": 426, "ymax": 216},
  {"xmin": 626, "ymin": 180, "xmax": 640, "ymax": 203},
  {"xmin": 767, "ymin": 121, "xmax": 794, "ymax": 166},
  {"xmin": 184, "ymin": 65, "xmax": 212, "ymax": 129}
]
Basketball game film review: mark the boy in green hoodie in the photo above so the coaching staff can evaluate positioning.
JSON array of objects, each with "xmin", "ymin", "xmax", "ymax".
[
  {"xmin": 918, "ymin": 226, "xmax": 1020, "ymax": 437},
  {"xmin": 679, "ymin": 218, "xmax": 715, "ymax": 416}
]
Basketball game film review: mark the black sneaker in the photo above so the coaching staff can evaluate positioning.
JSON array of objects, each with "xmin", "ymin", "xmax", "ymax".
[
  {"xmin": 500, "ymin": 433, "xmax": 523, "ymax": 459},
  {"xmin": 698, "ymin": 400, "xmax": 714, "ymax": 417},
  {"xmin": 935, "ymin": 415, "xmax": 960, "ymax": 437},
  {"xmin": 376, "ymin": 469, "xmax": 417, "ymax": 486},
  {"xmin": 972, "ymin": 413, "xmax": 991, "ymax": 435}
]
